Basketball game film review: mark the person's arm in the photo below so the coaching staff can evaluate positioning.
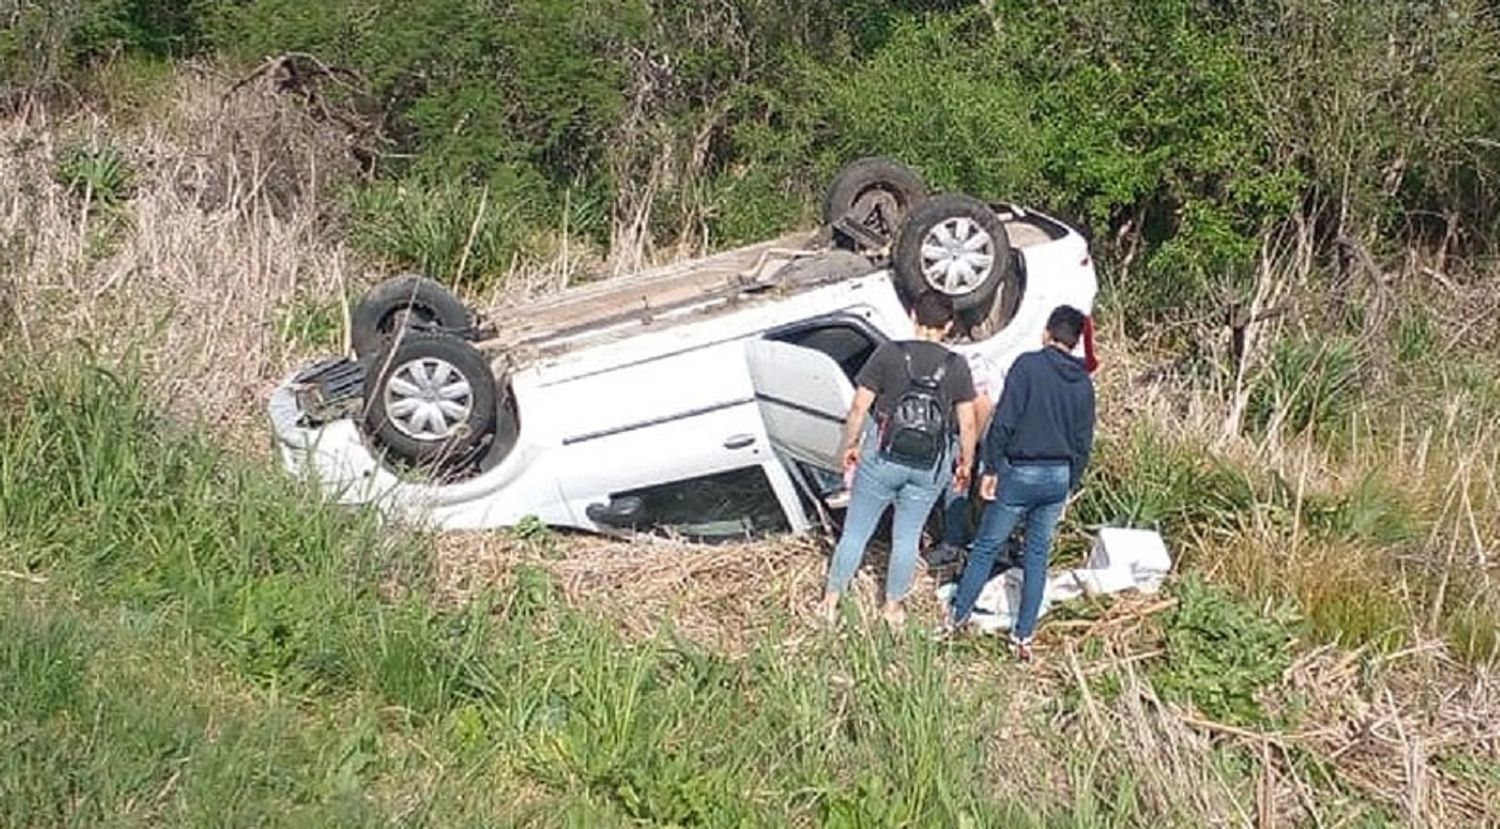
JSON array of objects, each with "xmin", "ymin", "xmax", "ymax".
[
  {"xmin": 841, "ymin": 386, "xmax": 877, "ymax": 472},
  {"xmin": 983, "ymin": 361, "xmax": 1030, "ymax": 476},
  {"xmin": 1070, "ymin": 384, "xmax": 1096, "ymax": 492},
  {"xmin": 953, "ymin": 400, "xmax": 977, "ymax": 493},
  {"xmin": 973, "ymin": 392, "xmax": 995, "ymax": 435}
]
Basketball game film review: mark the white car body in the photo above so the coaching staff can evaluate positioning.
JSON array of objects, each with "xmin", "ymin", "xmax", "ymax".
[{"xmin": 268, "ymin": 204, "xmax": 1097, "ymax": 539}]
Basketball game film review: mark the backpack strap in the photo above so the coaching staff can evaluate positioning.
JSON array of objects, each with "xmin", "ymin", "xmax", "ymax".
[
  {"xmin": 896, "ymin": 341, "xmax": 917, "ymax": 384},
  {"xmin": 931, "ymin": 352, "xmax": 950, "ymax": 384},
  {"xmin": 894, "ymin": 337, "xmax": 954, "ymax": 386}
]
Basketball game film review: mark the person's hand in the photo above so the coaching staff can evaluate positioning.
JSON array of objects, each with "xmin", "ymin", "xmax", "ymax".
[
  {"xmin": 979, "ymin": 473, "xmax": 999, "ymax": 502},
  {"xmin": 842, "ymin": 444, "xmax": 860, "ymax": 474},
  {"xmin": 953, "ymin": 463, "xmax": 971, "ymax": 494}
]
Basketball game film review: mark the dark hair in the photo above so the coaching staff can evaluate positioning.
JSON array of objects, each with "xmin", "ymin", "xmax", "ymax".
[
  {"xmin": 1046, "ymin": 305, "xmax": 1086, "ymax": 349},
  {"xmin": 912, "ymin": 291, "xmax": 956, "ymax": 329}
]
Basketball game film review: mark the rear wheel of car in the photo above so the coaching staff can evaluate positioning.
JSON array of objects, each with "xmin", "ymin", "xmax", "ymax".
[
  {"xmin": 893, "ymin": 193, "xmax": 1012, "ymax": 313},
  {"xmin": 363, "ymin": 332, "xmax": 498, "ymax": 470},
  {"xmin": 822, "ymin": 157, "xmax": 927, "ymax": 250},
  {"xmin": 351, "ymin": 274, "xmax": 471, "ymax": 362}
]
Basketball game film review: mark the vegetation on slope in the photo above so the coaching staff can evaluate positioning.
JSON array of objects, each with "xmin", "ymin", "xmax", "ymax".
[
  {"xmin": 10, "ymin": 352, "xmax": 1492, "ymax": 827},
  {"xmin": 3, "ymin": 0, "xmax": 1499, "ymax": 825},
  {"xmin": 8, "ymin": 1, "xmax": 1499, "ymax": 308}
]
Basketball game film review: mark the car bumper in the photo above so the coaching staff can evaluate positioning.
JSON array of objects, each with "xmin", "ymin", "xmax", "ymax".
[
  {"xmin": 267, "ymin": 368, "xmax": 390, "ymax": 508},
  {"xmin": 268, "ymin": 366, "xmax": 576, "ymax": 531}
]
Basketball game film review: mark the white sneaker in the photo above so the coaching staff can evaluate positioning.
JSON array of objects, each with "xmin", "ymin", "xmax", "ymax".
[
  {"xmin": 1009, "ymin": 633, "xmax": 1035, "ymax": 662},
  {"xmin": 824, "ymin": 489, "xmax": 852, "ymax": 510}
]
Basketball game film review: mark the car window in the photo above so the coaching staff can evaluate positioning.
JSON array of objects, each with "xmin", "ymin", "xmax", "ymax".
[
  {"xmin": 617, "ymin": 466, "xmax": 790, "ymax": 542},
  {"xmin": 772, "ymin": 322, "xmax": 878, "ymax": 382}
]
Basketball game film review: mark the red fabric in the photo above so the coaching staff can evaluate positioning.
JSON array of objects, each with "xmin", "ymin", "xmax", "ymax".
[{"xmin": 1082, "ymin": 315, "xmax": 1099, "ymax": 374}]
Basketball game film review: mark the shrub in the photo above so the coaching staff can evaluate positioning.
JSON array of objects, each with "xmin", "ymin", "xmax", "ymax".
[
  {"xmin": 54, "ymin": 139, "xmax": 136, "ymax": 207},
  {"xmin": 1074, "ymin": 424, "xmax": 1259, "ymax": 541},
  {"xmin": 1244, "ymin": 333, "xmax": 1365, "ymax": 442},
  {"xmin": 0, "ymin": 0, "xmax": 211, "ymax": 101},
  {"xmin": 10, "ymin": 0, "xmax": 1500, "ymax": 324},
  {"xmin": 1150, "ymin": 577, "xmax": 1298, "ymax": 726}
]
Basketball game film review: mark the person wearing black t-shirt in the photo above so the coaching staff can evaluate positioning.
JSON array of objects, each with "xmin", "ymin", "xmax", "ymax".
[{"xmin": 818, "ymin": 292, "xmax": 979, "ymax": 628}]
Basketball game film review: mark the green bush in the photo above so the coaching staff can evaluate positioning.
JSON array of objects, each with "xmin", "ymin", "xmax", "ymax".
[
  {"xmin": 12, "ymin": 1, "xmax": 1500, "ymax": 318},
  {"xmin": 1150, "ymin": 577, "xmax": 1298, "ymax": 726},
  {"xmin": 0, "ymin": 0, "xmax": 211, "ymax": 99},
  {"xmin": 1300, "ymin": 474, "xmax": 1419, "ymax": 548},
  {"xmin": 809, "ymin": 13, "xmax": 1045, "ymax": 201},
  {"xmin": 1244, "ymin": 0, "xmax": 1500, "ymax": 252},
  {"xmin": 349, "ymin": 172, "xmax": 547, "ymax": 291},
  {"xmin": 1074, "ymin": 424, "xmax": 1259, "ymax": 540}
]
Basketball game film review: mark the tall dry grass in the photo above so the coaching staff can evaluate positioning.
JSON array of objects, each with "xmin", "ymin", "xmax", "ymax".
[{"xmin": 2, "ymin": 68, "xmax": 358, "ymax": 452}]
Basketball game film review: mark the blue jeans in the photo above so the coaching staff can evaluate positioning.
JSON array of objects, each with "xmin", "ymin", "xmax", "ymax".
[
  {"xmin": 948, "ymin": 462, "xmax": 1069, "ymax": 638},
  {"xmin": 825, "ymin": 430, "xmax": 950, "ymax": 603}
]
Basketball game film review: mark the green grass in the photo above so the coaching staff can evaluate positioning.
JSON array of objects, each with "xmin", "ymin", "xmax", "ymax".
[
  {"xmin": 5, "ymin": 349, "xmax": 1486, "ymax": 824},
  {"xmin": 275, "ymin": 292, "xmax": 345, "ymax": 351},
  {"xmin": 54, "ymin": 139, "xmax": 137, "ymax": 208},
  {"xmin": 1, "ymin": 354, "xmax": 1081, "ymax": 826},
  {"xmin": 1073, "ymin": 423, "xmax": 1259, "ymax": 543},
  {"xmin": 1069, "ymin": 390, "xmax": 1498, "ymax": 667},
  {"xmin": 348, "ymin": 173, "xmax": 550, "ymax": 294},
  {"xmin": 0, "ymin": 588, "xmax": 397, "ymax": 827}
]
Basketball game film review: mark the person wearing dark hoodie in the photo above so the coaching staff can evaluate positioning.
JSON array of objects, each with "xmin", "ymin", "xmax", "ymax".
[{"xmin": 946, "ymin": 305, "xmax": 1095, "ymax": 660}]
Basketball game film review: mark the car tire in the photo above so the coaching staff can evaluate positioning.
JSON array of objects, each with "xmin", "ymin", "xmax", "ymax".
[
  {"xmin": 893, "ymin": 193, "xmax": 1012, "ymax": 313},
  {"xmin": 959, "ymin": 248, "xmax": 1025, "ymax": 340},
  {"xmin": 363, "ymin": 331, "xmax": 498, "ymax": 470},
  {"xmin": 351, "ymin": 274, "xmax": 471, "ymax": 362},
  {"xmin": 822, "ymin": 157, "xmax": 927, "ymax": 249}
]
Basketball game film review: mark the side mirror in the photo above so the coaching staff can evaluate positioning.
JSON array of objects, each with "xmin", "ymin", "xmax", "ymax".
[{"xmin": 585, "ymin": 495, "xmax": 647, "ymax": 528}]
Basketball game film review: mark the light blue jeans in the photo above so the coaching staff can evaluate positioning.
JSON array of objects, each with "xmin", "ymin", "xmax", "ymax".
[
  {"xmin": 948, "ymin": 461, "xmax": 1070, "ymax": 638},
  {"xmin": 825, "ymin": 427, "xmax": 950, "ymax": 603}
]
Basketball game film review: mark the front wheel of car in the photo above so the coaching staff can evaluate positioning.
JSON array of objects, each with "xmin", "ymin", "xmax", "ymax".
[
  {"xmin": 892, "ymin": 193, "xmax": 1012, "ymax": 313},
  {"xmin": 363, "ymin": 332, "xmax": 498, "ymax": 470}
]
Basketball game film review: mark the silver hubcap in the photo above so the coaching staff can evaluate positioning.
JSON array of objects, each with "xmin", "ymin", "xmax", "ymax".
[
  {"xmin": 920, "ymin": 217, "xmax": 995, "ymax": 296},
  {"xmin": 383, "ymin": 357, "xmax": 473, "ymax": 441}
]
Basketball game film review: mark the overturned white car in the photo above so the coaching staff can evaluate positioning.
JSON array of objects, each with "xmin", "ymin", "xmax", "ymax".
[{"xmin": 269, "ymin": 159, "xmax": 1098, "ymax": 540}]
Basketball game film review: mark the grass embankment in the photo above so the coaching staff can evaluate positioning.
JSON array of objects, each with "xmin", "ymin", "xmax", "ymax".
[
  {"xmin": 1077, "ymin": 405, "xmax": 1500, "ymax": 665},
  {"xmin": 7, "ymin": 354, "xmax": 1498, "ymax": 826},
  {"xmin": 3, "ymin": 53, "xmax": 1497, "ymax": 827},
  {"xmin": 0, "ymin": 358, "xmax": 1064, "ymax": 826}
]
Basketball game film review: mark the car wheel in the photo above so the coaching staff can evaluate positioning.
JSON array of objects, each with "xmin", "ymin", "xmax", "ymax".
[
  {"xmin": 893, "ymin": 193, "xmax": 1012, "ymax": 313},
  {"xmin": 351, "ymin": 274, "xmax": 471, "ymax": 362},
  {"xmin": 363, "ymin": 332, "xmax": 498, "ymax": 470},
  {"xmin": 959, "ymin": 248, "xmax": 1025, "ymax": 340},
  {"xmin": 822, "ymin": 157, "xmax": 927, "ymax": 249}
]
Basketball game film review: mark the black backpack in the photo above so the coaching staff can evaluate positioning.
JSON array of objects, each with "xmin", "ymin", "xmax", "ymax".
[{"xmin": 878, "ymin": 344, "xmax": 956, "ymax": 468}]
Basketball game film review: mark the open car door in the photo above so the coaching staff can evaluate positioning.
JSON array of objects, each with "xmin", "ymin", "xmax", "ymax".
[{"xmin": 744, "ymin": 339, "xmax": 854, "ymax": 471}]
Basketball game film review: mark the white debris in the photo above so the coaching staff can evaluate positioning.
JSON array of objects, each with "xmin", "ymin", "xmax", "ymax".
[{"xmin": 936, "ymin": 527, "xmax": 1173, "ymax": 633}]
